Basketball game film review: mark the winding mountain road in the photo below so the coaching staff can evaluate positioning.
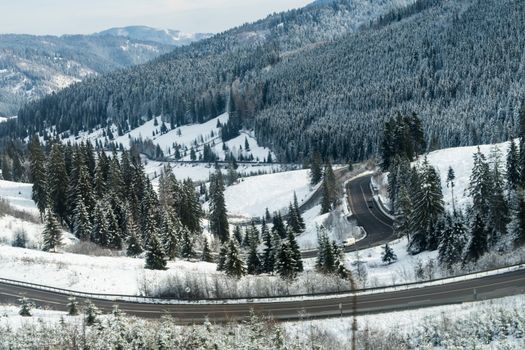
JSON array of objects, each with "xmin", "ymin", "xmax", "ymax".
[{"xmin": 0, "ymin": 174, "xmax": 523, "ymax": 323}]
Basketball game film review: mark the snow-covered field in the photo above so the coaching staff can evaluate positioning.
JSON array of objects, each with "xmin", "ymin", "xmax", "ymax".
[
  {"xmin": 63, "ymin": 113, "xmax": 275, "ymax": 163},
  {"xmin": 0, "ymin": 179, "xmax": 37, "ymax": 215},
  {"xmin": 219, "ymin": 169, "xmax": 314, "ymax": 218}
]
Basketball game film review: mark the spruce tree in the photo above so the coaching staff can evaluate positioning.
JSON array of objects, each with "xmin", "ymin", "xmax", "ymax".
[
  {"xmin": 246, "ymin": 240, "xmax": 262, "ymax": 275},
  {"xmin": 46, "ymin": 144, "xmax": 69, "ymax": 225},
  {"xmin": 224, "ymin": 240, "xmax": 245, "ymax": 278},
  {"xmin": 464, "ymin": 213, "xmax": 488, "ymax": 262},
  {"xmin": 201, "ymin": 238, "xmax": 213, "ymax": 262},
  {"xmin": 42, "ymin": 210, "xmax": 62, "ymax": 252},
  {"xmin": 233, "ymin": 225, "xmax": 243, "ymax": 245},
  {"xmin": 509, "ymin": 190, "xmax": 525, "ymax": 247},
  {"xmin": 324, "ymin": 160, "xmax": 337, "ymax": 208},
  {"xmin": 438, "ymin": 214, "xmax": 467, "ymax": 269},
  {"xmin": 381, "ymin": 243, "xmax": 397, "ymax": 264},
  {"xmin": 519, "ymin": 100, "xmax": 525, "ymax": 186},
  {"xmin": 72, "ymin": 199, "xmax": 92, "ymax": 241},
  {"xmin": 487, "ymin": 146, "xmax": 509, "ymax": 246},
  {"xmin": 261, "ymin": 219, "xmax": 275, "ymax": 273},
  {"xmin": 272, "ymin": 212, "xmax": 287, "ymax": 239},
  {"xmin": 506, "ymin": 139, "xmax": 521, "ymax": 192},
  {"xmin": 180, "ymin": 228, "xmax": 195, "ymax": 260},
  {"xmin": 217, "ymin": 243, "xmax": 228, "ymax": 271},
  {"xmin": 145, "ymin": 231, "xmax": 167, "ymax": 270},
  {"xmin": 29, "ymin": 135, "xmax": 47, "ymax": 216},
  {"xmin": 446, "ymin": 166, "xmax": 456, "ymax": 214},
  {"xmin": 468, "ymin": 148, "xmax": 492, "ymax": 218},
  {"xmin": 84, "ymin": 300, "xmax": 100, "ymax": 326},
  {"xmin": 320, "ymin": 177, "xmax": 332, "ymax": 214},
  {"xmin": 293, "ymin": 192, "xmax": 305, "ymax": 231},
  {"xmin": 315, "ymin": 230, "xmax": 336, "ymax": 274},
  {"xmin": 209, "ymin": 169, "xmax": 229, "ymax": 241},
  {"xmin": 67, "ymin": 297, "xmax": 79, "ymax": 316},
  {"xmin": 126, "ymin": 217, "xmax": 143, "ymax": 257},
  {"xmin": 287, "ymin": 227, "xmax": 303, "ymax": 273},
  {"xmin": 394, "ymin": 185, "xmax": 413, "ymax": 240},
  {"xmin": 409, "ymin": 158, "xmax": 444, "ymax": 253},
  {"xmin": 275, "ymin": 242, "xmax": 297, "ymax": 280},
  {"xmin": 309, "ymin": 151, "xmax": 322, "ymax": 185},
  {"xmin": 161, "ymin": 212, "xmax": 179, "ymax": 260}
]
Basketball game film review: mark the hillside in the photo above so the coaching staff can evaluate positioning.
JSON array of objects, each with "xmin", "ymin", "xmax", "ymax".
[
  {"xmin": 97, "ymin": 26, "xmax": 212, "ymax": 46},
  {"xmin": 9, "ymin": 0, "xmax": 416, "ymax": 148},
  {"xmin": 0, "ymin": 27, "xmax": 208, "ymax": 117}
]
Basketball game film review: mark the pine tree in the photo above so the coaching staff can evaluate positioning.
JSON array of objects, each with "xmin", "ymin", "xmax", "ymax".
[
  {"xmin": 126, "ymin": 217, "xmax": 143, "ymax": 257},
  {"xmin": 381, "ymin": 243, "xmax": 397, "ymax": 264},
  {"xmin": 72, "ymin": 199, "xmax": 92, "ymax": 241},
  {"xmin": 246, "ymin": 240, "xmax": 262, "ymax": 275},
  {"xmin": 275, "ymin": 242, "xmax": 297, "ymax": 280},
  {"xmin": 224, "ymin": 240, "xmax": 245, "ymax": 278},
  {"xmin": 209, "ymin": 169, "xmax": 229, "ymax": 241},
  {"xmin": 272, "ymin": 212, "xmax": 287, "ymax": 239},
  {"xmin": 309, "ymin": 151, "xmax": 323, "ymax": 185},
  {"xmin": 409, "ymin": 158, "xmax": 444, "ymax": 254},
  {"xmin": 145, "ymin": 231, "xmax": 167, "ymax": 270},
  {"xmin": 438, "ymin": 214, "xmax": 468, "ymax": 269},
  {"xmin": 201, "ymin": 238, "xmax": 213, "ymax": 262},
  {"xmin": 217, "ymin": 243, "xmax": 228, "ymax": 271},
  {"xmin": 180, "ymin": 228, "xmax": 195, "ymax": 260},
  {"xmin": 287, "ymin": 228, "xmax": 303, "ymax": 273},
  {"xmin": 67, "ymin": 297, "xmax": 79, "ymax": 316},
  {"xmin": 42, "ymin": 210, "xmax": 62, "ymax": 252},
  {"xmin": 464, "ymin": 213, "xmax": 488, "ymax": 262},
  {"xmin": 84, "ymin": 300, "xmax": 100, "ymax": 326},
  {"xmin": 320, "ymin": 177, "xmax": 332, "ymax": 214},
  {"xmin": 506, "ymin": 139, "xmax": 521, "ymax": 192},
  {"xmin": 46, "ymin": 144, "xmax": 69, "ymax": 225},
  {"xmin": 18, "ymin": 298, "xmax": 33, "ymax": 317},
  {"xmin": 233, "ymin": 225, "xmax": 243, "ymax": 245},
  {"xmin": 29, "ymin": 135, "xmax": 47, "ymax": 216},
  {"xmin": 261, "ymin": 219, "xmax": 275, "ymax": 273},
  {"xmin": 446, "ymin": 166, "xmax": 456, "ymax": 214}
]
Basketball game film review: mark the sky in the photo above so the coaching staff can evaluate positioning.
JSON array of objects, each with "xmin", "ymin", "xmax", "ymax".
[{"xmin": 0, "ymin": 0, "xmax": 313, "ymax": 36}]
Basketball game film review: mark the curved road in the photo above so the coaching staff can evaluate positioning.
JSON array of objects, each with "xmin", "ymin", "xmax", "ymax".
[
  {"xmin": 301, "ymin": 173, "xmax": 393, "ymax": 259},
  {"xmin": 0, "ymin": 268, "xmax": 523, "ymax": 323}
]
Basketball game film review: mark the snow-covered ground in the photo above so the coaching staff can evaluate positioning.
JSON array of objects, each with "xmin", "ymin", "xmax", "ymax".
[
  {"xmin": 0, "ymin": 179, "xmax": 37, "ymax": 215},
  {"xmin": 63, "ymin": 113, "xmax": 275, "ymax": 163},
  {"xmin": 218, "ymin": 169, "xmax": 314, "ymax": 219},
  {"xmin": 376, "ymin": 139, "xmax": 515, "ymax": 213}
]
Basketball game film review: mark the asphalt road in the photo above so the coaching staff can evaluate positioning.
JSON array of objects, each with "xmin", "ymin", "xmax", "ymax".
[
  {"xmin": 0, "ymin": 268, "xmax": 523, "ymax": 323},
  {"xmin": 301, "ymin": 173, "xmax": 394, "ymax": 259}
]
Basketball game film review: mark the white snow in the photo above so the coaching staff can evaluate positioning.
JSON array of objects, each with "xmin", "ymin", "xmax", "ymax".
[
  {"xmin": 219, "ymin": 169, "xmax": 313, "ymax": 218},
  {"xmin": 0, "ymin": 180, "xmax": 37, "ymax": 215}
]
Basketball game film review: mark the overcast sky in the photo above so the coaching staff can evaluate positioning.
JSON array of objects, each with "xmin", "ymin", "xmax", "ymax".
[{"xmin": 0, "ymin": 0, "xmax": 313, "ymax": 36}]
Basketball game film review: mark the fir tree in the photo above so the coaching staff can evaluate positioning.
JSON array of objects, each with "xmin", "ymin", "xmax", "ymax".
[
  {"xmin": 464, "ymin": 213, "xmax": 488, "ymax": 262},
  {"xmin": 233, "ymin": 225, "xmax": 243, "ymax": 244},
  {"xmin": 394, "ymin": 185, "xmax": 413, "ymax": 240},
  {"xmin": 161, "ymin": 212, "xmax": 179, "ymax": 260},
  {"xmin": 468, "ymin": 148, "xmax": 492, "ymax": 218},
  {"xmin": 381, "ymin": 243, "xmax": 397, "ymax": 264},
  {"xmin": 201, "ymin": 238, "xmax": 213, "ymax": 263},
  {"xmin": 315, "ymin": 229, "xmax": 336, "ymax": 274},
  {"xmin": 209, "ymin": 169, "xmax": 229, "ymax": 241},
  {"xmin": 224, "ymin": 240, "xmax": 245, "ymax": 278},
  {"xmin": 42, "ymin": 210, "xmax": 62, "ymax": 252},
  {"xmin": 145, "ymin": 231, "xmax": 167, "ymax": 270},
  {"xmin": 320, "ymin": 177, "xmax": 332, "ymax": 214},
  {"xmin": 509, "ymin": 190, "xmax": 525, "ymax": 247},
  {"xmin": 216, "ymin": 243, "xmax": 228, "ymax": 272},
  {"xmin": 293, "ymin": 192, "xmax": 305, "ymax": 231},
  {"xmin": 487, "ymin": 146, "xmax": 509, "ymax": 246}
]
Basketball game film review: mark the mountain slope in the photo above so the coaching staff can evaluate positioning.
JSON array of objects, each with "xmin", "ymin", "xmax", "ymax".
[
  {"xmin": 97, "ymin": 26, "xmax": 212, "ymax": 46},
  {"xmin": 17, "ymin": 0, "xmax": 525, "ymax": 163},
  {"xmin": 10, "ymin": 0, "xmax": 415, "ymax": 142}
]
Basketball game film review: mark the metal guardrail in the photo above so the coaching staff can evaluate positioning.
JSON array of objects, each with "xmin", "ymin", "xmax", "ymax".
[{"xmin": 1, "ymin": 263, "xmax": 523, "ymax": 305}]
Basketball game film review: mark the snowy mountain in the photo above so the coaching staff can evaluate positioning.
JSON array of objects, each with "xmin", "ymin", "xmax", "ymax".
[{"xmin": 97, "ymin": 26, "xmax": 212, "ymax": 46}]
